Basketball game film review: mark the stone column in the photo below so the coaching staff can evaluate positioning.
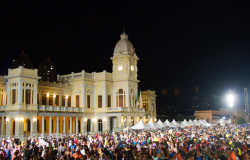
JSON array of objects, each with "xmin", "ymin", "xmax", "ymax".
[
  {"xmin": 24, "ymin": 89, "xmax": 26, "ymax": 104},
  {"xmin": 31, "ymin": 90, "xmax": 33, "ymax": 104},
  {"xmin": 7, "ymin": 84, "xmax": 10, "ymax": 104},
  {"xmin": 42, "ymin": 116, "xmax": 44, "ymax": 136},
  {"xmin": 113, "ymin": 117, "xmax": 116, "ymax": 128},
  {"xmin": 31, "ymin": 117, "xmax": 37, "ymax": 136},
  {"xmin": 134, "ymin": 116, "xmax": 138, "ymax": 125},
  {"xmin": 127, "ymin": 116, "xmax": 131, "ymax": 127},
  {"xmin": 104, "ymin": 117, "xmax": 110, "ymax": 132},
  {"xmin": 113, "ymin": 85, "xmax": 116, "ymax": 107},
  {"xmin": 117, "ymin": 116, "xmax": 121, "ymax": 128},
  {"xmin": 63, "ymin": 116, "xmax": 66, "ymax": 135},
  {"xmin": 76, "ymin": 117, "xmax": 78, "ymax": 133},
  {"xmin": 71, "ymin": 94, "xmax": 73, "ymax": 107},
  {"xmin": 70, "ymin": 116, "xmax": 72, "ymax": 135},
  {"xmin": 93, "ymin": 85, "xmax": 96, "ymax": 108},
  {"xmin": 34, "ymin": 84, "xmax": 38, "ymax": 105},
  {"xmin": 1, "ymin": 116, "xmax": 4, "ymax": 135},
  {"xmin": 93, "ymin": 120, "xmax": 98, "ymax": 132},
  {"xmin": 59, "ymin": 93, "xmax": 62, "ymax": 107},
  {"xmin": 49, "ymin": 116, "xmax": 52, "ymax": 135},
  {"xmin": 81, "ymin": 84, "xmax": 86, "ymax": 107},
  {"xmin": 103, "ymin": 84, "xmax": 107, "ymax": 108},
  {"xmin": 81, "ymin": 117, "xmax": 85, "ymax": 133},
  {"xmin": 56, "ymin": 116, "xmax": 59, "ymax": 135},
  {"xmin": 18, "ymin": 82, "xmax": 23, "ymax": 104},
  {"xmin": 126, "ymin": 84, "xmax": 129, "ymax": 107},
  {"xmin": 39, "ymin": 90, "xmax": 42, "ymax": 105}
]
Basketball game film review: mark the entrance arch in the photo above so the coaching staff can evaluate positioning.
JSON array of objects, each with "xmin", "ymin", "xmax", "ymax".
[
  {"xmin": 24, "ymin": 119, "xmax": 31, "ymax": 133},
  {"xmin": 131, "ymin": 117, "xmax": 134, "ymax": 126},
  {"xmin": 87, "ymin": 119, "xmax": 91, "ymax": 132},
  {"xmin": 98, "ymin": 119, "xmax": 103, "ymax": 132},
  {"xmin": 11, "ymin": 119, "xmax": 15, "ymax": 135}
]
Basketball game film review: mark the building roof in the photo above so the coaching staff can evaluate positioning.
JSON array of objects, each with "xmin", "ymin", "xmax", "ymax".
[{"xmin": 113, "ymin": 32, "xmax": 134, "ymax": 56}]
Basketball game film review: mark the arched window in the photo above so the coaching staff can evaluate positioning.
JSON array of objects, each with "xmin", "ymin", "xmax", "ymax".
[
  {"xmin": 37, "ymin": 120, "xmax": 39, "ymax": 131},
  {"xmin": 87, "ymin": 119, "xmax": 91, "ymax": 132},
  {"xmin": 116, "ymin": 89, "xmax": 125, "ymax": 107},
  {"xmin": 68, "ymin": 120, "xmax": 70, "ymax": 130},
  {"xmin": 98, "ymin": 119, "xmax": 103, "ymax": 132},
  {"xmin": 131, "ymin": 117, "xmax": 134, "ymax": 126},
  {"xmin": 27, "ymin": 119, "xmax": 31, "ymax": 131}
]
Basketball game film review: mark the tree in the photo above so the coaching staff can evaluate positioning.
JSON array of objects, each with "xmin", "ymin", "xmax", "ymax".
[{"xmin": 237, "ymin": 116, "xmax": 246, "ymax": 124}]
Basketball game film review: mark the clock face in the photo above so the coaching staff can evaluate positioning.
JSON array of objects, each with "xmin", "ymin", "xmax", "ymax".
[
  {"xmin": 131, "ymin": 65, "xmax": 134, "ymax": 71},
  {"xmin": 118, "ymin": 65, "xmax": 123, "ymax": 71}
]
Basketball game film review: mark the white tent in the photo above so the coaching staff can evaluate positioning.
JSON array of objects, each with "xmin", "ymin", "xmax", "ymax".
[
  {"xmin": 179, "ymin": 119, "xmax": 192, "ymax": 127},
  {"xmin": 164, "ymin": 119, "xmax": 175, "ymax": 127},
  {"xmin": 131, "ymin": 120, "xmax": 151, "ymax": 129},
  {"xmin": 193, "ymin": 119, "xmax": 202, "ymax": 126},
  {"xmin": 147, "ymin": 119, "xmax": 160, "ymax": 129},
  {"xmin": 171, "ymin": 119, "xmax": 180, "ymax": 127},
  {"xmin": 122, "ymin": 127, "xmax": 131, "ymax": 132},
  {"xmin": 156, "ymin": 119, "xmax": 166, "ymax": 128},
  {"xmin": 201, "ymin": 119, "xmax": 211, "ymax": 126},
  {"xmin": 199, "ymin": 119, "xmax": 206, "ymax": 126},
  {"xmin": 188, "ymin": 119, "xmax": 194, "ymax": 126}
]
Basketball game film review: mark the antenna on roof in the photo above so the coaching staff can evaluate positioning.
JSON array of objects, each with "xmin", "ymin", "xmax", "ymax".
[{"xmin": 123, "ymin": 20, "xmax": 125, "ymax": 33}]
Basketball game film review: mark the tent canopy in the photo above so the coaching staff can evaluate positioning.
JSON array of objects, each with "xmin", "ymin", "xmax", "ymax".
[
  {"xmin": 157, "ymin": 119, "xmax": 166, "ymax": 128},
  {"xmin": 147, "ymin": 119, "xmax": 160, "ymax": 129},
  {"xmin": 179, "ymin": 119, "xmax": 192, "ymax": 127},
  {"xmin": 164, "ymin": 119, "xmax": 175, "ymax": 127},
  {"xmin": 131, "ymin": 120, "xmax": 151, "ymax": 129},
  {"xmin": 171, "ymin": 119, "xmax": 180, "ymax": 127}
]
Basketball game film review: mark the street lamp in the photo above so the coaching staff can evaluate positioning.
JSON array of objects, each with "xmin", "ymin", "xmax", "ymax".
[
  {"xmin": 226, "ymin": 93, "xmax": 235, "ymax": 124},
  {"xmin": 227, "ymin": 94, "xmax": 234, "ymax": 107}
]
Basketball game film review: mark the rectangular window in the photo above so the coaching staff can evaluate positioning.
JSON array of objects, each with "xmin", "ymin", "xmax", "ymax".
[
  {"xmin": 37, "ymin": 93, "xmax": 39, "ymax": 104},
  {"xmin": 98, "ymin": 95, "xmax": 102, "ymax": 108},
  {"xmin": 62, "ymin": 96, "xmax": 65, "ymax": 106},
  {"xmin": 87, "ymin": 95, "xmax": 90, "ymax": 108},
  {"xmin": 108, "ymin": 95, "xmax": 111, "ymax": 107},
  {"xmin": 26, "ymin": 90, "xmax": 31, "ymax": 104},
  {"xmin": 12, "ymin": 90, "xmax": 16, "ymax": 104},
  {"xmin": 56, "ymin": 95, "xmax": 59, "ymax": 106},
  {"xmin": 49, "ymin": 95, "xmax": 53, "ymax": 105},
  {"xmin": 76, "ymin": 95, "xmax": 79, "ymax": 107},
  {"xmin": 119, "ymin": 95, "xmax": 123, "ymax": 107},
  {"xmin": 42, "ymin": 94, "xmax": 46, "ymax": 105},
  {"xmin": 68, "ymin": 96, "xmax": 71, "ymax": 107}
]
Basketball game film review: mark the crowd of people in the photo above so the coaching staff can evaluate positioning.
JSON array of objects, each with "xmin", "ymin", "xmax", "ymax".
[{"xmin": 0, "ymin": 124, "xmax": 249, "ymax": 160}]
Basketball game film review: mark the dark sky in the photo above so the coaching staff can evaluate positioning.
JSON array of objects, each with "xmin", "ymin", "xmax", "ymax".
[{"xmin": 2, "ymin": 1, "xmax": 250, "ymax": 113}]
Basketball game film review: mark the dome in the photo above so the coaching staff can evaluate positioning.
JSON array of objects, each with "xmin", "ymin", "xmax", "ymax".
[{"xmin": 113, "ymin": 32, "xmax": 135, "ymax": 56}]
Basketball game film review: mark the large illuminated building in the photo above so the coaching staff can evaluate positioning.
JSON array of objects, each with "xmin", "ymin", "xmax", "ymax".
[{"xmin": 0, "ymin": 32, "xmax": 157, "ymax": 137}]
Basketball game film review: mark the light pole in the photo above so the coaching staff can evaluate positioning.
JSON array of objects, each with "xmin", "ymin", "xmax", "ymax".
[{"xmin": 226, "ymin": 93, "xmax": 235, "ymax": 124}]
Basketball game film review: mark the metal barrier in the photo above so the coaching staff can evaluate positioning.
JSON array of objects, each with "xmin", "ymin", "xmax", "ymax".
[{"xmin": 0, "ymin": 131, "xmax": 112, "ymax": 141}]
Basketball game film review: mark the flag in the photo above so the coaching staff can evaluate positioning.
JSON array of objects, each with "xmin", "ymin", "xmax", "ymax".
[{"xmin": 140, "ymin": 90, "xmax": 142, "ymax": 109}]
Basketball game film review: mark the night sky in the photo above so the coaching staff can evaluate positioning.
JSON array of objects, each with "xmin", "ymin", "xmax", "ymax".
[{"xmin": 2, "ymin": 1, "xmax": 250, "ymax": 115}]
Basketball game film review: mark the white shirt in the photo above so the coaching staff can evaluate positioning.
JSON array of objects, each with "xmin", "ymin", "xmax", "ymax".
[{"xmin": 80, "ymin": 149, "xmax": 86, "ymax": 155}]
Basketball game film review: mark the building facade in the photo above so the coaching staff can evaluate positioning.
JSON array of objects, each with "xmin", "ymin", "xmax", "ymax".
[{"xmin": 0, "ymin": 32, "xmax": 157, "ymax": 137}]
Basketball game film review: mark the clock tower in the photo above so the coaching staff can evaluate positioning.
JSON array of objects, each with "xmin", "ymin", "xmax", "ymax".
[{"xmin": 111, "ymin": 32, "xmax": 139, "ymax": 81}]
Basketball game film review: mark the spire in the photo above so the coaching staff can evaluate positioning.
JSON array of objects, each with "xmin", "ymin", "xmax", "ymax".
[{"xmin": 123, "ymin": 20, "xmax": 125, "ymax": 33}]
